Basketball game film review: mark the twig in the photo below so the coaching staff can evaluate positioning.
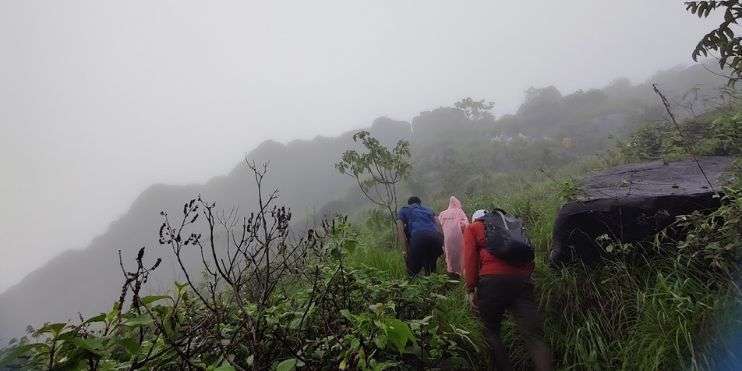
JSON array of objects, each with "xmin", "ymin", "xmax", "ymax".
[{"xmin": 652, "ymin": 84, "xmax": 716, "ymax": 193}]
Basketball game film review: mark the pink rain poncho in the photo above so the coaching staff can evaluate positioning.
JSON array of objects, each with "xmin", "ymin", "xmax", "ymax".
[{"xmin": 437, "ymin": 196, "xmax": 469, "ymax": 275}]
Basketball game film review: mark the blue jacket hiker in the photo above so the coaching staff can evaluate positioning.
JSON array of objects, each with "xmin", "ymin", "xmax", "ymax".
[{"xmin": 397, "ymin": 196, "xmax": 444, "ymax": 276}]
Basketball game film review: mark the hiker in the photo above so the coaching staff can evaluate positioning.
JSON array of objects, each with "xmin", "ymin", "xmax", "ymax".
[
  {"xmin": 463, "ymin": 209, "xmax": 552, "ymax": 371},
  {"xmin": 397, "ymin": 196, "xmax": 444, "ymax": 276},
  {"xmin": 437, "ymin": 196, "xmax": 469, "ymax": 277}
]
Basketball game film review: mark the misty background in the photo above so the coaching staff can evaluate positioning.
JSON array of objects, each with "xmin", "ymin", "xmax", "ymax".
[{"xmin": 0, "ymin": 1, "xmax": 719, "ymax": 293}]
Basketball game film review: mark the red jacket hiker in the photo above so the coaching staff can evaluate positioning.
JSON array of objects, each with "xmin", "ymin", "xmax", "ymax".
[
  {"xmin": 462, "ymin": 220, "xmax": 533, "ymax": 292},
  {"xmin": 462, "ymin": 215, "xmax": 551, "ymax": 370}
]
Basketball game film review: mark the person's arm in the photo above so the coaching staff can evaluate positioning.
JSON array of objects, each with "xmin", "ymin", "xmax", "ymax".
[
  {"xmin": 396, "ymin": 207, "xmax": 409, "ymax": 251},
  {"xmin": 462, "ymin": 224, "xmax": 479, "ymax": 293},
  {"xmin": 396, "ymin": 221, "xmax": 409, "ymax": 253}
]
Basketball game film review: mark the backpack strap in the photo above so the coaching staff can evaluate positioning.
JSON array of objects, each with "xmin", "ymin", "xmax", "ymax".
[
  {"xmin": 491, "ymin": 208, "xmax": 508, "ymax": 215},
  {"xmin": 490, "ymin": 209, "xmax": 510, "ymax": 231}
]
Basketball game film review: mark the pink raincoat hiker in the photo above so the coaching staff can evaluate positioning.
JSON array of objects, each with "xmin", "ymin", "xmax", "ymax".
[{"xmin": 437, "ymin": 196, "xmax": 469, "ymax": 275}]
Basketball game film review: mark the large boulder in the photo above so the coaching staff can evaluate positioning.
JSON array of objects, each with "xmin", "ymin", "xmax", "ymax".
[{"xmin": 549, "ymin": 156, "xmax": 735, "ymax": 266}]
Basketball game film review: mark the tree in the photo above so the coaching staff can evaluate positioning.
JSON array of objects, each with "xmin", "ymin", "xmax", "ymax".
[
  {"xmin": 516, "ymin": 86, "xmax": 564, "ymax": 119},
  {"xmin": 454, "ymin": 97, "xmax": 495, "ymax": 121},
  {"xmin": 335, "ymin": 131, "xmax": 411, "ymax": 225},
  {"xmin": 686, "ymin": 1, "xmax": 742, "ymax": 86}
]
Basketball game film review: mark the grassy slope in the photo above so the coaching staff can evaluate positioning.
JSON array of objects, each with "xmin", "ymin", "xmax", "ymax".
[
  {"xmin": 346, "ymin": 128, "xmax": 740, "ymax": 370},
  {"xmin": 2, "ymin": 80, "xmax": 737, "ymax": 369}
]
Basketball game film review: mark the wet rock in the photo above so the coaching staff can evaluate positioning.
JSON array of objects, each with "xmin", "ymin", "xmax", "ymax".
[{"xmin": 549, "ymin": 156, "xmax": 735, "ymax": 266}]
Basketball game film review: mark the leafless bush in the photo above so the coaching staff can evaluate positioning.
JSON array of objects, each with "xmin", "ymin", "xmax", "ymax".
[{"xmin": 142, "ymin": 161, "xmax": 330, "ymax": 369}]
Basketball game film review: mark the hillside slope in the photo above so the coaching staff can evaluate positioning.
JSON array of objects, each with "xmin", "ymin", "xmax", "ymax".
[
  {"xmin": 0, "ymin": 64, "xmax": 726, "ymax": 341},
  {"xmin": 0, "ymin": 119, "xmax": 411, "ymax": 341}
]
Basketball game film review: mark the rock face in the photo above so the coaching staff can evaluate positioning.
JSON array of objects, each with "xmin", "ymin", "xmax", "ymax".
[{"xmin": 549, "ymin": 156, "xmax": 735, "ymax": 266}]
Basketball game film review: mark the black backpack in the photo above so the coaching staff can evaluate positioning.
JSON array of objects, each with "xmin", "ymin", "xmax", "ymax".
[{"xmin": 481, "ymin": 209, "xmax": 535, "ymax": 266}]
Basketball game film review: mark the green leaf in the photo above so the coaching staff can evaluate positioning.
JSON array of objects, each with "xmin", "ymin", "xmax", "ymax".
[
  {"xmin": 97, "ymin": 359, "xmax": 118, "ymax": 371},
  {"xmin": 124, "ymin": 314, "xmax": 153, "ymax": 327},
  {"xmin": 105, "ymin": 302, "xmax": 121, "ymax": 324},
  {"xmin": 370, "ymin": 360, "xmax": 397, "ymax": 371},
  {"xmin": 374, "ymin": 334, "xmax": 388, "ymax": 349},
  {"xmin": 382, "ymin": 318, "xmax": 415, "ymax": 353},
  {"xmin": 339, "ymin": 309, "xmax": 354, "ymax": 321},
  {"xmin": 56, "ymin": 330, "xmax": 80, "ymax": 344},
  {"xmin": 72, "ymin": 337, "xmax": 106, "ymax": 355},
  {"xmin": 368, "ymin": 303, "xmax": 384, "ymax": 315},
  {"xmin": 212, "ymin": 362, "xmax": 236, "ymax": 371},
  {"xmin": 0, "ymin": 344, "xmax": 45, "ymax": 367},
  {"xmin": 83, "ymin": 313, "xmax": 107, "ymax": 324},
  {"xmin": 276, "ymin": 358, "xmax": 297, "ymax": 371},
  {"xmin": 289, "ymin": 317, "xmax": 302, "ymax": 330},
  {"xmin": 140, "ymin": 295, "xmax": 171, "ymax": 305},
  {"xmin": 34, "ymin": 322, "xmax": 66, "ymax": 336},
  {"xmin": 119, "ymin": 336, "xmax": 140, "ymax": 355}
]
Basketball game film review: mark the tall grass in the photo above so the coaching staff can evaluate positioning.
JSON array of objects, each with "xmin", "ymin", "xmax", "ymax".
[
  {"xmin": 347, "ymin": 209, "xmax": 492, "ymax": 367},
  {"xmin": 348, "ymin": 164, "xmax": 740, "ymax": 369}
]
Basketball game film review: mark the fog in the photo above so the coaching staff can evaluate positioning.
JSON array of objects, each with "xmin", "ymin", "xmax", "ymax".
[{"xmin": 0, "ymin": 1, "xmax": 718, "ymax": 292}]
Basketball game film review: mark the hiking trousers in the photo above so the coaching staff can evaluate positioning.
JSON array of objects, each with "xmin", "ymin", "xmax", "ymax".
[
  {"xmin": 406, "ymin": 230, "xmax": 443, "ymax": 276},
  {"xmin": 477, "ymin": 275, "xmax": 552, "ymax": 371}
]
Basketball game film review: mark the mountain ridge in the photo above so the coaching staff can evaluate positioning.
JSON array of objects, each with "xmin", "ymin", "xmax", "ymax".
[
  {"xmin": 0, "ymin": 64, "xmax": 727, "ymax": 341},
  {"xmin": 0, "ymin": 118, "xmax": 412, "ymax": 341}
]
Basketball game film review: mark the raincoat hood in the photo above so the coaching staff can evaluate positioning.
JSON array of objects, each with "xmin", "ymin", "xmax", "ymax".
[{"xmin": 448, "ymin": 196, "xmax": 462, "ymax": 210}]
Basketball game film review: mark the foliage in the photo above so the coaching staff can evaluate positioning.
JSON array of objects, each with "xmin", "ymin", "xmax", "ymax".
[
  {"xmin": 0, "ymin": 164, "xmax": 480, "ymax": 371},
  {"xmin": 470, "ymin": 164, "xmax": 741, "ymax": 370},
  {"xmin": 2, "ymin": 89, "xmax": 740, "ymax": 371},
  {"xmin": 619, "ymin": 109, "xmax": 742, "ymax": 161},
  {"xmin": 0, "ymin": 257, "xmax": 482, "ymax": 370},
  {"xmin": 455, "ymin": 160, "xmax": 741, "ymax": 369},
  {"xmin": 538, "ymin": 256, "xmax": 739, "ymax": 370},
  {"xmin": 555, "ymin": 178, "xmax": 582, "ymax": 202},
  {"xmin": 516, "ymin": 86, "xmax": 563, "ymax": 117},
  {"xmin": 335, "ymin": 131, "xmax": 411, "ymax": 224},
  {"xmin": 538, "ymin": 178, "xmax": 741, "ymax": 369},
  {"xmin": 454, "ymin": 97, "xmax": 495, "ymax": 121},
  {"xmin": 422, "ymin": 109, "xmax": 741, "ymax": 369},
  {"xmin": 699, "ymin": 112, "xmax": 742, "ymax": 154},
  {"xmin": 686, "ymin": 1, "xmax": 742, "ymax": 86},
  {"xmin": 620, "ymin": 122, "xmax": 672, "ymax": 160},
  {"xmin": 665, "ymin": 166, "xmax": 742, "ymax": 277}
]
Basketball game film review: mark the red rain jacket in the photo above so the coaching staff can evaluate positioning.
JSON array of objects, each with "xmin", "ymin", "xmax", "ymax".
[{"xmin": 462, "ymin": 220, "xmax": 533, "ymax": 292}]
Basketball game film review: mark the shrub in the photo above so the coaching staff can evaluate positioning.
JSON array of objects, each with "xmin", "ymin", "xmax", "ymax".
[{"xmin": 0, "ymin": 165, "xmax": 481, "ymax": 371}]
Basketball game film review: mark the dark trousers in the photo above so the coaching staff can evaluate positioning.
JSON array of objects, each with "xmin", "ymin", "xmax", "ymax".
[
  {"xmin": 477, "ymin": 275, "xmax": 552, "ymax": 371},
  {"xmin": 406, "ymin": 230, "xmax": 443, "ymax": 276}
]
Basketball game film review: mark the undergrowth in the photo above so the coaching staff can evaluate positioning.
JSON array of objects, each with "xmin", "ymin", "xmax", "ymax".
[
  {"xmin": 350, "ymin": 156, "xmax": 741, "ymax": 370},
  {"xmin": 1, "ymin": 111, "xmax": 740, "ymax": 370}
]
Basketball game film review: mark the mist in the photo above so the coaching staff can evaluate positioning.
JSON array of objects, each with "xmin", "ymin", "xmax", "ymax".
[{"xmin": 0, "ymin": 0, "xmax": 719, "ymax": 293}]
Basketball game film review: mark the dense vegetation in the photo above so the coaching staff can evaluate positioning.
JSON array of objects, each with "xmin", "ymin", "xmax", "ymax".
[
  {"xmin": 1, "ymin": 83, "xmax": 740, "ymax": 370},
  {"xmin": 686, "ymin": 1, "xmax": 742, "ymax": 86},
  {"xmin": 3, "ymin": 3, "xmax": 742, "ymax": 369},
  {"xmin": 0, "ymin": 63, "xmax": 728, "ymax": 343},
  {"xmin": 350, "ymin": 107, "xmax": 742, "ymax": 369}
]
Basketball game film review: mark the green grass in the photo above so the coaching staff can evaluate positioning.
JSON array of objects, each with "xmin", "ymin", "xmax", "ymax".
[
  {"xmin": 347, "ymin": 240, "xmax": 407, "ymax": 279},
  {"xmin": 347, "ymin": 166, "xmax": 740, "ymax": 370},
  {"xmin": 344, "ymin": 114, "xmax": 742, "ymax": 368}
]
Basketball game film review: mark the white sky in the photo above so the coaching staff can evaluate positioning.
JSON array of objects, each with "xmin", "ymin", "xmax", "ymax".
[{"xmin": 0, "ymin": 0, "xmax": 719, "ymax": 292}]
